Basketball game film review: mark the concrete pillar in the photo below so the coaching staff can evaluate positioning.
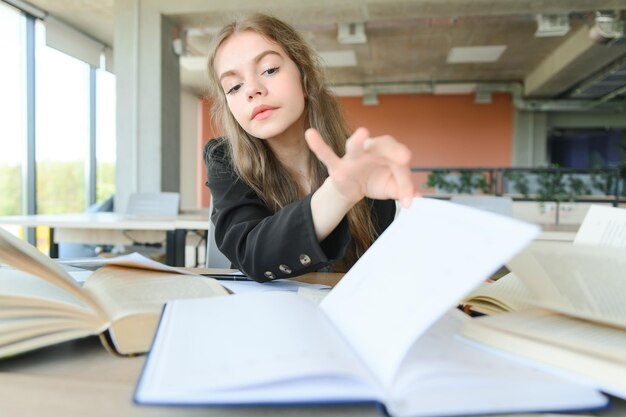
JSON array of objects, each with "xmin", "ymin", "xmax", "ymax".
[
  {"xmin": 512, "ymin": 111, "xmax": 548, "ymax": 167},
  {"xmin": 113, "ymin": 0, "xmax": 180, "ymax": 212}
]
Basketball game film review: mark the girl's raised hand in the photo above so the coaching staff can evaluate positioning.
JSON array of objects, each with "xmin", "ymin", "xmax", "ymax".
[{"xmin": 305, "ymin": 127, "xmax": 416, "ymax": 208}]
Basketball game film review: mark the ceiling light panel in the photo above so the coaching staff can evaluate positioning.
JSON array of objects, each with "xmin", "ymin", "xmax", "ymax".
[
  {"xmin": 446, "ymin": 46, "xmax": 507, "ymax": 64},
  {"xmin": 433, "ymin": 83, "xmax": 477, "ymax": 94}
]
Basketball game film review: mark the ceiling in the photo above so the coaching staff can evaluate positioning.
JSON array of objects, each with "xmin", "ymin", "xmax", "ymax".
[{"xmin": 14, "ymin": 0, "xmax": 626, "ymax": 106}]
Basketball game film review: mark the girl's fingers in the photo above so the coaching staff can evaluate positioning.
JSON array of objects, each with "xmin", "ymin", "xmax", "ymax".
[
  {"xmin": 390, "ymin": 163, "xmax": 416, "ymax": 208},
  {"xmin": 345, "ymin": 127, "xmax": 370, "ymax": 156},
  {"xmin": 363, "ymin": 135, "xmax": 412, "ymax": 166},
  {"xmin": 304, "ymin": 128, "xmax": 342, "ymax": 170},
  {"xmin": 307, "ymin": 126, "xmax": 415, "ymax": 206},
  {"xmin": 364, "ymin": 135, "xmax": 415, "ymax": 207}
]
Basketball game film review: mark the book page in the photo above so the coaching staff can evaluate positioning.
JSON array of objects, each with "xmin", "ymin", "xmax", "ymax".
[
  {"xmin": 62, "ymin": 252, "xmax": 199, "ymax": 275},
  {"xmin": 136, "ymin": 292, "xmax": 380, "ymax": 405},
  {"xmin": 387, "ymin": 310, "xmax": 606, "ymax": 417},
  {"xmin": 0, "ymin": 228, "xmax": 103, "ymax": 314},
  {"xmin": 219, "ymin": 279, "xmax": 330, "ymax": 295},
  {"xmin": 320, "ymin": 198, "xmax": 539, "ymax": 387},
  {"xmin": 84, "ymin": 266, "xmax": 229, "ymax": 354},
  {"xmin": 0, "ymin": 316, "xmax": 97, "ymax": 346},
  {"xmin": 463, "ymin": 310, "xmax": 626, "ymax": 398},
  {"xmin": 575, "ymin": 205, "xmax": 626, "ymax": 247},
  {"xmin": 483, "ymin": 310, "xmax": 626, "ymax": 364},
  {"xmin": 461, "ymin": 272, "xmax": 535, "ymax": 314},
  {"xmin": 0, "ymin": 268, "xmax": 107, "ymax": 358},
  {"xmin": 83, "ymin": 265, "xmax": 229, "ymax": 321},
  {"xmin": 0, "ymin": 269, "xmax": 91, "ymax": 310},
  {"xmin": 508, "ymin": 242, "xmax": 626, "ymax": 328}
]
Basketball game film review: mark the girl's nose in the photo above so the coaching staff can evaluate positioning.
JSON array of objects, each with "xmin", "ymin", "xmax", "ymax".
[{"xmin": 245, "ymin": 78, "xmax": 267, "ymax": 100}]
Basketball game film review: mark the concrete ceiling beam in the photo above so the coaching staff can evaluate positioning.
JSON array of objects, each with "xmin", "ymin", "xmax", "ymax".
[{"xmin": 524, "ymin": 24, "xmax": 626, "ymax": 98}]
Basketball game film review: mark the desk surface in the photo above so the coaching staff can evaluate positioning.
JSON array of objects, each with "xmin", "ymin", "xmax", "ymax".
[
  {"xmin": 0, "ymin": 270, "xmax": 623, "ymax": 417},
  {"xmin": 537, "ymin": 223, "xmax": 579, "ymax": 242},
  {"xmin": 0, "ymin": 212, "xmax": 210, "ymax": 231},
  {"xmin": 1, "ymin": 213, "xmax": 580, "ymax": 238},
  {"xmin": 0, "ymin": 270, "xmax": 378, "ymax": 417}
]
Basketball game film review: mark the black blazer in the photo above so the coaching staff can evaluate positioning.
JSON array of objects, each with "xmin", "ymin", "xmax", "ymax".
[{"xmin": 204, "ymin": 138, "xmax": 396, "ymax": 282}]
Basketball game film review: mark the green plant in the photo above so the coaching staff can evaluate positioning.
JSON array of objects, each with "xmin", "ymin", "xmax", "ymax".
[
  {"xmin": 503, "ymin": 171, "xmax": 530, "ymax": 197},
  {"xmin": 535, "ymin": 168, "xmax": 567, "ymax": 203},
  {"xmin": 424, "ymin": 170, "xmax": 455, "ymax": 192},
  {"xmin": 457, "ymin": 170, "xmax": 490, "ymax": 194},
  {"xmin": 590, "ymin": 171, "xmax": 618, "ymax": 195},
  {"xmin": 425, "ymin": 170, "xmax": 491, "ymax": 194},
  {"xmin": 566, "ymin": 174, "xmax": 591, "ymax": 198},
  {"xmin": 535, "ymin": 166, "xmax": 589, "ymax": 203}
]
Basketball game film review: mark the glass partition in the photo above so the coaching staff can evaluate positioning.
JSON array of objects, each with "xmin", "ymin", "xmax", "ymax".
[
  {"xmin": 35, "ymin": 20, "xmax": 89, "ymax": 215},
  {"xmin": 96, "ymin": 68, "xmax": 116, "ymax": 203},
  {"xmin": 0, "ymin": 3, "xmax": 26, "ymax": 218}
]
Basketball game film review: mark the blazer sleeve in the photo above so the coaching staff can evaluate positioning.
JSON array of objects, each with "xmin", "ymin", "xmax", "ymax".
[{"xmin": 204, "ymin": 139, "xmax": 350, "ymax": 282}]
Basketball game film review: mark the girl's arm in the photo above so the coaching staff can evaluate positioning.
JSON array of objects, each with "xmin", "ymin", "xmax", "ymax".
[
  {"xmin": 205, "ymin": 139, "xmax": 396, "ymax": 282},
  {"xmin": 306, "ymin": 127, "xmax": 416, "ymax": 241}
]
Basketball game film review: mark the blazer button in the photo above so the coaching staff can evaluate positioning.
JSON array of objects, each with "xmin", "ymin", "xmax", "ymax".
[
  {"xmin": 299, "ymin": 254, "xmax": 311, "ymax": 266},
  {"xmin": 278, "ymin": 264, "xmax": 292, "ymax": 274},
  {"xmin": 264, "ymin": 271, "xmax": 275, "ymax": 279}
]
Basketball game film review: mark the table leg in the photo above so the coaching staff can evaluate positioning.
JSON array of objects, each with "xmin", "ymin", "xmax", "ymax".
[
  {"xmin": 166, "ymin": 229, "xmax": 186, "ymax": 266},
  {"xmin": 49, "ymin": 227, "xmax": 59, "ymax": 259}
]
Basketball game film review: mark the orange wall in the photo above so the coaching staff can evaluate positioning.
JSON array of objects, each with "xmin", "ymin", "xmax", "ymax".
[
  {"xmin": 198, "ymin": 99, "xmax": 219, "ymax": 207},
  {"xmin": 198, "ymin": 93, "xmax": 514, "ymax": 206},
  {"xmin": 339, "ymin": 93, "xmax": 513, "ymax": 167}
]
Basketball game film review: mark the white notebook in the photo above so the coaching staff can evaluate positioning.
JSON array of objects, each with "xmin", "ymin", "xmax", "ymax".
[{"xmin": 135, "ymin": 198, "xmax": 606, "ymax": 416}]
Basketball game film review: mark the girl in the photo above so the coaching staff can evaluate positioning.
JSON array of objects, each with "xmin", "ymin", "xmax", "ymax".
[{"xmin": 204, "ymin": 13, "xmax": 415, "ymax": 282}]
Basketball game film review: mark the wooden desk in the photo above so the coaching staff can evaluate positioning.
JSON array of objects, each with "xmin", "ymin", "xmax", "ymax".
[
  {"xmin": 0, "ymin": 213, "xmax": 210, "ymax": 267},
  {"xmin": 0, "ymin": 337, "xmax": 381, "ymax": 417},
  {"xmin": 0, "ymin": 271, "xmax": 377, "ymax": 417},
  {"xmin": 0, "ymin": 270, "xmax": 624, "ymax": 417},
  {"xmin": 536, "ymin": 223, "xmax": 579, "ymax": 242}
]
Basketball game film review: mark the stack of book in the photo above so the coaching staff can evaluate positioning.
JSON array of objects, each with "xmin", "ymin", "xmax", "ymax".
[
  {"xmin": 0, "ymin": 230, "xmax": 228, "ymax": 357},
  {"xmin": 461, "ymin": 205, "xmax": 626, "ymax": 398}
]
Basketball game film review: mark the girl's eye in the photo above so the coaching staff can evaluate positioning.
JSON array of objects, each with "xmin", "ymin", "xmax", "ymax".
[
  {"xmin": 263, "ymin": 66, "xmax": 279, "ymax": 76},
  {"xmin": 226, "ymin": 84, "xmax": 242, "ymax": 95}
]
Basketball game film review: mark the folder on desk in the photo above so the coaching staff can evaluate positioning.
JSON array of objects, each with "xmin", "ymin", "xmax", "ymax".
[{"xmin": 135, "ymin": 198, "xmax": 607, "ymax": 416}]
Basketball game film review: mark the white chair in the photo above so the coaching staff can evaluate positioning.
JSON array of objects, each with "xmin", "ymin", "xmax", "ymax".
[
  {"xmin": 205, "ymin": 198, "xmax": 231, "ymax": 268},
  {"xmin": 450, "ymin": 195, "xmax": 514, "ymax": 217},
  {"xmin": 126, "ymin": 192, "xmax": 180, "ymax": 216}
]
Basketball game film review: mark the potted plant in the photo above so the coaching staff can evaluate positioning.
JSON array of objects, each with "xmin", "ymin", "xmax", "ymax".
[{"xmin": 425, "ymin": 170, "xmax": 491, "ymax": 194}]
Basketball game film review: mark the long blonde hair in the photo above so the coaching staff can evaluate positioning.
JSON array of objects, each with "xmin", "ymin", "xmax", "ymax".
[{"xmin": 206, "ymin": 13, "xmax": 377, "ymax": 270}]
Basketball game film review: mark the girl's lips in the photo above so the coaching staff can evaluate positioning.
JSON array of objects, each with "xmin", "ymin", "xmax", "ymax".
[
  {"xmin": 251, "ymin": 104, "xmax": 278, "ymax": 120},
  {"xmin": 252, "ymin": 108, "xmax": 276, "ymax": 121}
]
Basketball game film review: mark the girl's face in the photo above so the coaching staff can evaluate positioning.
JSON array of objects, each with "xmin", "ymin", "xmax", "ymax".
[{"xmin": 214, "ymin": 30, "xmax": 306, "ymax": 141}]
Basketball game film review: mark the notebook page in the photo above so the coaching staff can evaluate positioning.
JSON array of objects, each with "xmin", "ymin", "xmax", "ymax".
[
  {"xmin": 387, "ymin": 309, "xmax": 606, "ymax": 417},
  {"xmin": 575, "ymin": 205, "xmax": 626, "ymax": 247},
  {"xmin": 136, "ymin": 292, "xmax": 379, "ymax": 404},
  {"xmin": 320, "ymin": 198, "xmax": 539, "ymax": 388}
]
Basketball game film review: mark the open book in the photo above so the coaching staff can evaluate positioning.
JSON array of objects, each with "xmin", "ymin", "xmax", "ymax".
[
  {"xmin": 0, "ymin": 228, "xmax": 228, "ymax": 357},
  {"xmin": 461, "ymin": 204, "xmax": 626, "ymax": 316},
  {"xmin": 135, "ymin": 198, "xmax": 607, "ymax": 416},
  {"xmin": 462, "ymin": 205, "xmax": 626, "ymax": 399},
  {"xmin": 459, "ymin": 271, "xmax": 534, "ymax": 315}
]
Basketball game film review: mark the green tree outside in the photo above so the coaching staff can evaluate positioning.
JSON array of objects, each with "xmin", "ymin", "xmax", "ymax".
[
  {"xmin": 0, "ymin": 161, "xmax": 115, "ymax": 216},
  {"xmin": 0, "ymin": 164, "xmax": 22, "ymax": 215}
]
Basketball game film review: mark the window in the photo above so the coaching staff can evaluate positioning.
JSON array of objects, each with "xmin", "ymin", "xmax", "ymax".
[
  {"xmin": 548, "ymin": 128, "xmax": 625, "ymax": 169},
  {"xmin": 0, "ymin": 3, "xmax": 26, "ymax": 219},
  {"xmin": 35, "ymin": 21, "xmax": 90, "ymax": 214},
  {"xmin": 96, "ymin": 68, "xmax": 116, "ymax": 203},
  {"xmin": 0, "ymin": 4, "xmax": 115, "ymax": 251}
]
